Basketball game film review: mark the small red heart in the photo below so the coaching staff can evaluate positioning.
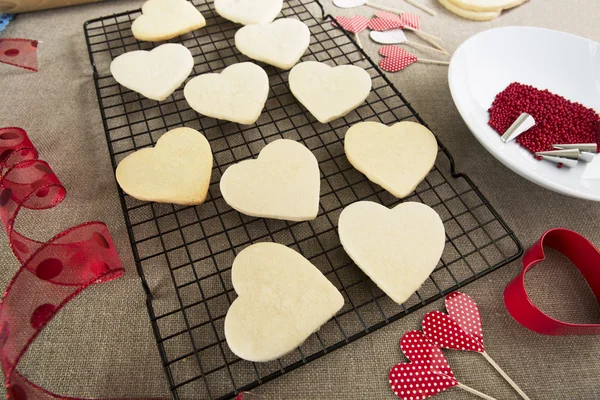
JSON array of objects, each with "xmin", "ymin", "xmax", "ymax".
[
  {"xmin": 389, "ymin": 330, "xmax": 457, "ymax": 400},
  {"xmin": 333, "ymin": 15, "xmax": 370, "ymax": 33},
  {"xmin": 379, "ymin": 45, "xmax": 417, "ymax": 72},
  {"xmin": 368, "ymin": 17, "xmax": 403, "ymax": 31},
  {"xmin": 375, "ymin": 10, "xmax": 401, "ymax": 21},
  {"xmin": 400, "ymin": 12, "xmax": 421, "ymax": 30},
  {"xmin": 422, "ymin": 310, "xmax": 485, "ymax": 353},
  {"xmin": 445, "ymin": 292, "xmax": 484, "ymax": 344}
]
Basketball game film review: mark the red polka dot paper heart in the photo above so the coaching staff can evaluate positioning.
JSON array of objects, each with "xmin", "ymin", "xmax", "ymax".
[
  {"xmin": 368, "ymin": 17, "xmax": 403, "ymax": 31},
  {"xmin": 445, "ymin": 291, "xmax": 484, "ymax": 346},
  {"xmin": 389, "ymin": 330, "xmax": 458, "ymax": 399},
  {"xmin": 422, "ymin": 310, "xmax": 485, "ymax": 353},
  {"xmin": 423, "ymin": 292, "xmax": 532, "ymax": 400},
  {"xmin": 332, "ymin": 15, "xmax": 370, "ymax": 33},
  {"xmin": 400, "ymin": 12, "xmax": 421, "ymax": 30},
  {"xmin": 379, "ymin": 45, "xmax": 417, "ymax": 72}
]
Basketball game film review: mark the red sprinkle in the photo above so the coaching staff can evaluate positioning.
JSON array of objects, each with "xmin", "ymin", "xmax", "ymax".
[{"xmin": 488, "ymin": 82, "xmax": 600, "ymax": 154}]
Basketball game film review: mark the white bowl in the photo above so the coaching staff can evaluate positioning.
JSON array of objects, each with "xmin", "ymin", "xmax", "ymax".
[{"xmin": 448, "ymin": 26, "xmax": 600, "ymax": 201}]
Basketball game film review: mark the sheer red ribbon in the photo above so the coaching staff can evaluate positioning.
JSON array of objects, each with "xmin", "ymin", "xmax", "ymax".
[
  {"xmin": 0, "ymin": 127, "xmax": 124, "ymax": 399},
  {"xmin": 0, "ymin": 40, "xmax": 38, "ymax": 72}
]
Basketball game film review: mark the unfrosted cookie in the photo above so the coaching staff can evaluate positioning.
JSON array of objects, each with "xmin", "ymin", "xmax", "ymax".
[
  {"xmin": 235, "ymin": 18, "xmax": 310, "ymax": 70},
  {"xmin": 215, "ymin": 0, "xmax": 283, "ymax": 25},
  {"xmin": 338, "ymin": 201, "xmax": 445, "ymax": 305},
  {"xmin": 184, "ymin": 62, "xmax": 269, "ymax": 125},
  {"xmin": 116, "ymin": 127, "xmax": 213, "ymax": 205},
  {"xmin": 110, "ymin": 43, "xmax": 193, "ymax": 101},
  {"xmin": 345, "ymin": 121, "xmax": 437, "ymax": 198},
  {"xmin": 225, "ymin": 242, "xmax": 344, "ymax": 362},
  {"xmin": 438, "ymin": 0, "xmax": 501, "ymax": 20},
  {"xmin": 220, "ymin": 139, "xmax": 320, "ymax": 221},
  {"xmin": 289, "ymin": 61, "xmax": 372, "ymax": 124},
  {"xmin": 447, "ymin": 0, "xmax": 526, "ymax": 11},
  {"xmin": 131, "ymin": 0, "xmax": 206, "ymax": 42}
]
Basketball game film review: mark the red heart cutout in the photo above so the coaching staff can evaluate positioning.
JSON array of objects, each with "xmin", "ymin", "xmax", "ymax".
[
  {"xmin": 389, "ymin": 330, "xmax": 458, "ymax": 399},
  {"xmin": 333, "ymin": 15, "xmax": 370, "ymax": 33},
  {"xmin": 400, "ymin": 12, "xmax": 421, "ymax": 30},
  {"xmin": 445, "ymin": 291, "xmax": 484, "ymax": 345},
  {"xmin": 505, "ymin": 228, "xmax": 600, "ymax": 335},
  {"xmin": 379, "ymin": 45, "xmax": 417, "ymax": 72},
  {"xmin": 422, "ymin": 311, "xmax": 485, "ymax": 353},
  {"xmin": 375, "ymin": 10, "xmax": 401, "ymax": 21},
  {"xmin": 368, "ymin": 17, "xmax": 403, "ymax": 31}
]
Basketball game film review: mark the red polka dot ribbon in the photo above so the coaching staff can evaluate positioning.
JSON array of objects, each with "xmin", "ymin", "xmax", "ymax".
[
  {"xmin": 389, "ymin": 330, "xmax": 458, "ymax": 399},
  {"xmin": 0, "ymin": 39, "xmax": 39, "ymax": 72},
  {"xmin": 379, "ymin": 45, "xmax": 417, "ymax": 72},
  {"xmin": 332, "ymin": 15, "xmax": 370, "ymax": 33},
  {"xmin": 0, "ymin": 127, "xmax": 124, "ymax": 399}
]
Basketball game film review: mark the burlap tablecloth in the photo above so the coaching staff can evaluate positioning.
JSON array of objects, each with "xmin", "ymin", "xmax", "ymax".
[{"xmin": 0, "ymin": 0, "xmax": 599, "ymax": 398}]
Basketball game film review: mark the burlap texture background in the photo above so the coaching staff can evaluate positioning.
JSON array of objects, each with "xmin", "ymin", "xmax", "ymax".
[{"xmin": 0, "ymin": 0, "xmax": 599, "ymax": 398}]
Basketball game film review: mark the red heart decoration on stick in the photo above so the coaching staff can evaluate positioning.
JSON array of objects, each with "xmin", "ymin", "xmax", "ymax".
[
  {"xmin": 375, "ymin": 10, "xmax": 401, "ymax": 21},
  {"xmin": 422, "ymin": 310, "xmax": 485, "ymax": 353},
  {"xmin": 379, "ymin": 45, "xmax": 417, "ymax": 72},
  {"xmin": 400, "ymin": 12, "xmax": 421, "ymax": 30},
  {"xmin": 333, "ymin": 15, "xmax": 370, "ymax": 33},
  {"xmin": 368, "ymin": 17, "xmax": 403, "ymax": 31},
  {"xmin": 445, "ymin": 291, "xmax": 484, "ymax": 344},
  {"xmin": 389, "ymin": 330, "xmax": 458, "ymax": 399}
]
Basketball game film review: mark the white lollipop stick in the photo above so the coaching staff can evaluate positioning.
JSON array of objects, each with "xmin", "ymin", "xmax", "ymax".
[
  {"xmin": 403, "ymin": 0, "xmax": 437, "ymax": 15},
  {"xmin": 457, "ymin": 383, "xmax": 499, "ymax": 400},
  {"xmin": 482, "ymin": 352, "xmax": 531, "ymax": 400},
  {"xmin": 416, "ymin": 58, "xmax": 450, "ymax": 65},
  {"xmin": 406, "ymin": 40, "xmax": 448, "ymax": 55},
  {"xmin": 354, "ymin": 32, "xmax": 363, "ymax": 48},
  {"xmin": 409, "ymin": 29, "xmax": 448, "ymax": 54},
  {"xmin": 404, "ymin": 26, "xmax": 442, "ymax": 42},
  {"xmin": 333, "ymin": 0, "xmax": 405, "ymax": 14},
  {"xmin": 365, "ymin": 1, "xmax": 405, "ymax": 14}
]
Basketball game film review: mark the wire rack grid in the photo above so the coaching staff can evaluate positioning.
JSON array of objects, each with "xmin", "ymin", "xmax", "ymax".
[{"xmin": 84, "ymin": 1, "xmax": 522, "ymax": 399}]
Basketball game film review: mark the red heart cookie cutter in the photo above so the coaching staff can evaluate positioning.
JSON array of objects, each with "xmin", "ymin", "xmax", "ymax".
[{"xmin": 504, "ymin": 228, "xmax": 600, "ymax": 335}]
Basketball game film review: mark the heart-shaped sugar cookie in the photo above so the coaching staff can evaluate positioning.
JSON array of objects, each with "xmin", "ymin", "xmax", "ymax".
[
  {"xmin": 225, "ymin": 242, "xmax": 344, "ymax": 362},
  {"xmin": 338, "ymin": 201, "xmax": 445, "ymax": 304},
  {"xmin": 220, "ymin": 139, "xmax": 320, "ymax": 221},
  {"xmin": 110, "ymin": 43, "xmax": 193, "ymax": 101},
  {"xmin": 438, "ymin": 0, "xmax": 501, "ymax": 20},
  {"xmin": 345, "ymin": 121, "xmax": 437, "ymax": 198},
  {"xmin": 234, "ymin": 18, "xmax": 310, "ymax": 70},
  {"xmin": 289, "ymin": 61, "xmax": 372, "ymax": 124},
  {"xmin": 131, "ymin": 0, "xmax": 206, "ymax": 42},
  {"xmin": 115, "ymin": 127, "xmax": 212, "ymax": 205},
  {"xmin": 184, "ymin": 62, "xmax": 269, "ymax": 125},
  {"xmin": 215, "ymin": 0, "xmax": 283, "ymax": 25}
]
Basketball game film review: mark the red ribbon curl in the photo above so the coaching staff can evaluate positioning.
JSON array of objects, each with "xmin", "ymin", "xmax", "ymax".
[{"xmin": 0, "ymin": 127, "xmax": 124, "ymax": 399}]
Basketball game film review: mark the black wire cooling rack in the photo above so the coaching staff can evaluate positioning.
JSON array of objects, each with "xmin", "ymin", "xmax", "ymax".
[{"xmin": 84, "ymin": 1, "xmax": 522, "ymax": 399}]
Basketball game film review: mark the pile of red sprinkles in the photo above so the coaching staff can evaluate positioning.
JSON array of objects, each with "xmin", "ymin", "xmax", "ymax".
[{"xmin": 488, "ymin": 82, "xmax": 600, "ymax": 154}]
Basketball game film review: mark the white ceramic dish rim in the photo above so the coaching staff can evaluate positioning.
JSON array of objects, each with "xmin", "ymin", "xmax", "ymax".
[{"xmin": 448, "ymin": 26, "xmax": 600, "ymax": 202}]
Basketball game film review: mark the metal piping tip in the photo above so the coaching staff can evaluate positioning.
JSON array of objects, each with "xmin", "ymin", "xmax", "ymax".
[
  {"xmin": 501, "ymin": 113, "xmax": 535, "ymax": 143},
  {"xmin": 535, "ymin": 149, "xmax": 580, "ymax": 160},
  {"xmin": 578, "ymin": 151, "xmax": 595, "ymax": 163},
  {"xmin": 552, "ymin": 143, "xmax": 598, "ymax": 153},
  {"xmin": 540, "ymin": 155, "xmax": 578, "ymax": 168}
]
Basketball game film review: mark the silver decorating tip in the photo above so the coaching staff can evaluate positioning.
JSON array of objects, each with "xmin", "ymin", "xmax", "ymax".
[
  {"xmin": 535, "ymin": 149, "xmax": 580, "ymax": 160},
  {"xmin": 578, "ymin": 151, "xmax": 595, "ymax": 163},
  {"xmin": 540, "ymin": 155, "xmax": 578, "ymax": 168},
  {"xmin": 501, "ymin": 113, "xmax": 535, "ymax": 143},
  {"xmin": 552, "ymin": 143, "xmax": 598, "ymax": 153}
]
